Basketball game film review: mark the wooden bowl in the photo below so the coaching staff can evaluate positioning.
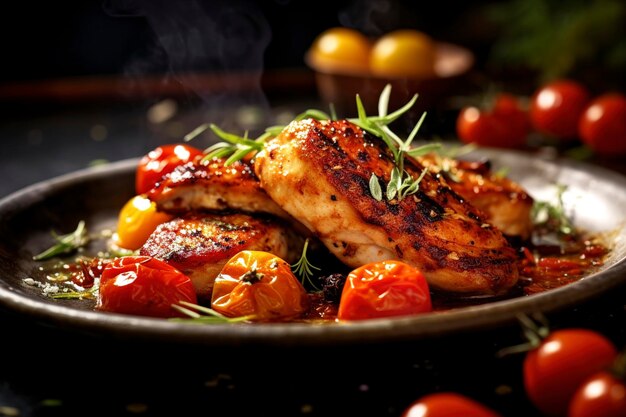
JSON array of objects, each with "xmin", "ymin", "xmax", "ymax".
[{"xmin": 305, "ymin": 42, "xmax": 475, "ymax": 116}]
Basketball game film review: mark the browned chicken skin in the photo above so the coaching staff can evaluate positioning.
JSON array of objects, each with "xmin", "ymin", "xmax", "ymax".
[
  {"xmin": 140, "ymin": 212, "xmax": 303, "ymax": 300},
  {"xmin": 417, "ymin": 154, "xmax": 534, "ymax": 240},
  {"xmin": 254, "ymin": 119, "xmax": 520, "ymax": 296},
  {"xmin": 148, "ymin": 157, "xmax": 291, "ymax": 220}
]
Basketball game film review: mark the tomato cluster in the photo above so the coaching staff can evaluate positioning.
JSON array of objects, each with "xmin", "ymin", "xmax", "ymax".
[
  {"xmin": 399, "ymin": 320, "xmax": 626, "ymax": 417},
  {"xmin": 456, "ymin": 80, "xmax": 626, "ymax": 157}
]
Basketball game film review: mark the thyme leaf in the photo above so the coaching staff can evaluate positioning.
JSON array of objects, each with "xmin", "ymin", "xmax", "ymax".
[
  {"xmin": 531, "ymin": 184, "xmax": 575, "ymax": 236},
  {"xmin": 33, "ymin": 221, "xmax": 89, "ymax": 261}
]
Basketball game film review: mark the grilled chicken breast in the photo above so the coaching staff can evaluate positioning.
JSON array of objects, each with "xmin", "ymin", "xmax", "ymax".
[
  {"xmin": 140, "ymin": 212, "xmax": 303, "ymax": 299},
  {"xmin": 417, "ymin": 154, "xmax": 534, "ymax": 239},
  {"xmin": 254, "ymin": 119, "xmax": 519, "ymax": 296},
  {"xmin": 148, "ymin": 157, "xmax": 291, "ymax": 220}
]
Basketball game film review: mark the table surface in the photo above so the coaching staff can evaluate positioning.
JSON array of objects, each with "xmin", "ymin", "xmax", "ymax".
[{"xmin": 1, "ymin": 79, "xmax": 625, "ymax": 417}]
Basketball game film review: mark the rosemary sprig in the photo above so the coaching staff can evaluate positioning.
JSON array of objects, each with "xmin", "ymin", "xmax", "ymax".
[
  {"xmin": 291, "ymin": 238, "xmax": 321, "ymax": 291},
  {"xmin": 353, "ymin": 84, "xmax": 440, "ymax": 201},
  {"xmin": 33, "ymin": 221, "xmax": 89, "ymax": 261},
  {"xmin": 199, "ymin": 124, "xmax": 269, "ymax": 166},
  {"xmin": 170, "ymin": 300, "xmax": 253, "ymax": 324}
]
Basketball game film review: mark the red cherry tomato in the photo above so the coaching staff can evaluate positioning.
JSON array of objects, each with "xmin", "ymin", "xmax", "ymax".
[
  {"xmin": 456, "ymin": 93, "xmax": 529, "ymax": 148},
  {"xmin": 401, "ymin": 392, "xmax": 503, "ymax": 417},
  {"xmin": 96, "ymin": 256, "xmax": 197, "ymax": 318},
  {"xmin": 135, "ymin": 144, "xmax": 204, "ymax": 194},
  {"xmin": 529, "ymin": 79, "xmax": 590, "ymax": 140},
  {"xmin": 578, "ymin": 93, "xmax": 626, "ymax": 156},
  {"xmin": 568, "ymin": 371, "xmax": 626, "ymax": 417},
  {"xmin": 210, "ymin": 251, "xmax": 309, "ymax": 321},
  {"xmin": 523, "ymin": 328, "xmax": 618, "ymax": 417},
  {"xmin": 337, "ymin": 260, "xmax": 431, "ymax": 321}
]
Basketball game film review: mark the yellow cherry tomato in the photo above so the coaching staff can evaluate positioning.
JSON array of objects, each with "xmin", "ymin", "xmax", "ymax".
[
  {"xmin": 307, "ymin": 27, "xmax": 371, "ymax": 75},
  {"xmin": 370, "ymin": 29, "xmax": 436, "ymax": 79},
  {"xmin": 115, "ymin": 195, "xmax": 173, "ymax": 250}
]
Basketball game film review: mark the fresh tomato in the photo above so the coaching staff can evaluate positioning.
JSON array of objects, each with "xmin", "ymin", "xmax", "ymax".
[
  {"xmin": 401, "ymin": 392, "xmax": 503, "ymax": 417},
  {"xmin": 529, "ymin": 79, "xmax": 590, "ymax": 140},
  {"xmin": 135, "ymin": 144, "xmax": 203, "ymax": 195},
  {"xmin": 456, "ymin": 93, "xmax": 529, "ymax": 148},
  {"xmin": 523, "ymin": 328, "xmax": 618, "ymax": 417},
  {"xmin": 114, "ymin": 195, "xmax": 173, "ymax": 250},
  {"xmin": 210, "ymin": 250, "xmax": 309, "ymax": 321},
  {"xmin": 568, "ymin": 371, "xmax": 626, "ymax": 417},
  {"xmin": 307, "ymin": 27, "xmax": 371, "ymax": 75},
  {"xmin": 370, "ymin": 29, "xmax": 436, "ymax": 79},
  {"xmin": 96, "ymin": 256, "xmax": 197, "ymax": 318},
  {"xmin": 578, "ymin": 93, "xmax": 626, "ymax": 156},
  {"xmin": 337, "ymin": 260, "xmax": 431, "ymax": 321}
]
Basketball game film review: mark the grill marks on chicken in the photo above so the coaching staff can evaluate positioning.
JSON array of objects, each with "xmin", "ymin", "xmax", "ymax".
[
  {"xmin": 417, "ymin": 154, "xmax": 534, "ymax": 240},
  {"xmin": 148, "ymin": 158, "xmax": 291, "ymax": 220},
  {"xmin": 254, "ymin": 119, "xmax": 520, "ymax": 295},
  {"xmin": 140, "ymin": 213, "xmax": 301, "ymax": 300}
]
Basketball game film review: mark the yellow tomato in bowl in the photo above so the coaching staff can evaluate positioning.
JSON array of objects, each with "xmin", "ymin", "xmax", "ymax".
[
  {"xmin": 307, "ymin": 27, "xmax": 371, "ymax": 75},
  {"xmin": 370, "ymin": 29, "xmax": 436, "ymax": 79}
]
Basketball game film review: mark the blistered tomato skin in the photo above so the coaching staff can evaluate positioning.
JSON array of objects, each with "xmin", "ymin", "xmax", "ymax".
[
  {"xmin": 523, "ymin": 329, "xmax": 618, "ymax": 417},
  {"xmin": 96, "ymin": 256, "xmax": 197, "ymax": 318},
  {"xmin": 338, "ymin": 260, "xmax": 432, "ymax": 321},
  {"xmin": 210, "ymin": 251, "xmax": 309, "ymax": 321},
  {"xmin": 401, "ymin": 392, "xmax": 503, "ymax": 417},
  {"xmin": 135, "ymin": 144, "xmax": 204, "ymax": 195},
  {"xmin": 115, "ymin": 195, "xmax": 173, "ymax": 250},
  {"xmin": 529, "ymin": 79, "xmax": 590, "ymax": 140},
  {"xmin": 578, "ymin": 93, "xmax": 626, "ymax": 156}
]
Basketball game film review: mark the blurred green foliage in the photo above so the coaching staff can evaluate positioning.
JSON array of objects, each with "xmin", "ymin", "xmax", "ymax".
[{"xmin": 484, "ymin": 0, "xmax": 626, "ymax": 87}]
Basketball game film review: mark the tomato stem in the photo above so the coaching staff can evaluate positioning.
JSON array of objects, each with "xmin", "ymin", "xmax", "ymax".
[
  {"xmin": 496, "ymin": 312, "xmax": 551, "ymax": 358},
  {"xmin": 240, "ymin": 269, "xmax": 263, "ymax": 284}
]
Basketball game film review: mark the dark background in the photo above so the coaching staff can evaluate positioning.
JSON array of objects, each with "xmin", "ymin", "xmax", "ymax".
[{"xmin": 0, "ymin": 1, "xmax": 625, "ymax": 416}]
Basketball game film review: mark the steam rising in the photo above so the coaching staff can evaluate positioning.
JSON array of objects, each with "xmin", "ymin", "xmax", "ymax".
[{"xmin": 104, "ymin": 0, "xmax": 271, "ymax": 113}]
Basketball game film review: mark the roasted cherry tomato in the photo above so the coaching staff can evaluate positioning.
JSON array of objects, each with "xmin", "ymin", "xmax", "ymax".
[
  {"xmin": 578, "ymin": 93, "xmax": 626, "ymax": 156},
  {"xmin": 456, "ymin": 93, "xmax": 529, "ymax": 148},
  {"xmin": 337, "ymin": 260, "xmax": 431, "ymax": 321},
  {"xmin": 568, "ymin": 370, "xmax": 626, "ymax": 417},
  {"xmin": 96, "ymin": 256, "xmax": 197, "ymax": 318},
  {"xmin": 135, "ymin": 144, "xmax": 203, "ymax": 195},
  {"xmin": 529, "ymin": 79, "xmax": 590, "ymax": 140},
  {"xmin": 114, "ymin": 195, "xmax": 173, "ymax": 250},
  {"xmin": 523, "ymin": 328, "xmax": 617, "ymax": 417},
  {"xmin": 370, "ymin": 29, "xmax": 436, "ymax": 79},
  {"xmin": 210, "ymin": 251, "xmax": 309, "ymax": 321},
  {"xmin": 401, "ymin": 392, "xmax": 503, "ymax": 417},
  {"xmin": 307, "ymin": 27, "xmax": 371, "ymax": 75}
]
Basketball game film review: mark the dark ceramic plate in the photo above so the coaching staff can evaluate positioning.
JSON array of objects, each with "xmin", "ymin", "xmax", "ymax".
[{"xmin": 1, "ymin": 149, "xmax": 625, "ymax": 347}]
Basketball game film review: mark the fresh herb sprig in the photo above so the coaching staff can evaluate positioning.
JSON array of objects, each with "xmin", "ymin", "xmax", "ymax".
[
  {"xmin": 291, "ymin": 238, "xmax": 321, "ymax": 290},
  {"xmin": 531, "ymin": 183, "xmax": 575, "ymax": 236},
  {"xmin": 186, "ymin": 84, "xmax": 441, "ymax": 201},
  {"xmin": 350, "ymin": 84, "xmax": 441, "ymax": 201},
  {"xmin": 170, "ymin": 301, "xmax": 253, "ymax": 324},
  {"xmin": 33, "ymin": 221, "xmax": 89, "ymax": 261}
]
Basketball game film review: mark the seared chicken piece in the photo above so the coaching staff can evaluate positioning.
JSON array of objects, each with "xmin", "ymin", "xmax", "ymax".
[
  {"xmin": 147, "ymin": 157, "xmax": 291, "ymax": 221},
  {"xmin": 140, "ymin": 212, "xmax": 303, "ymax": 299},
  {"xmin": 254, "ymin": 119, "xmax": 519, "ymax": 296},
  {"xmin": 417, "ymin": 154, "xmax": 534, "ymax": 240}
]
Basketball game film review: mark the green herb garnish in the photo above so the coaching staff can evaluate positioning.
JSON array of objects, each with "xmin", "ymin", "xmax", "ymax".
[
  {"xmin": 291, "ymin": 238, "xmax": 321, "ymax": 290},
  {"xmin": 33, "ymin": 221, "xmax": 89, "ymax": 261},
  {"xmin": 531, "ymin": 183, "xmax": 575, "ymax": 236},
  {"xmin": 170, "ymin": 301, "xmax": 253, "ymax": 324}
]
